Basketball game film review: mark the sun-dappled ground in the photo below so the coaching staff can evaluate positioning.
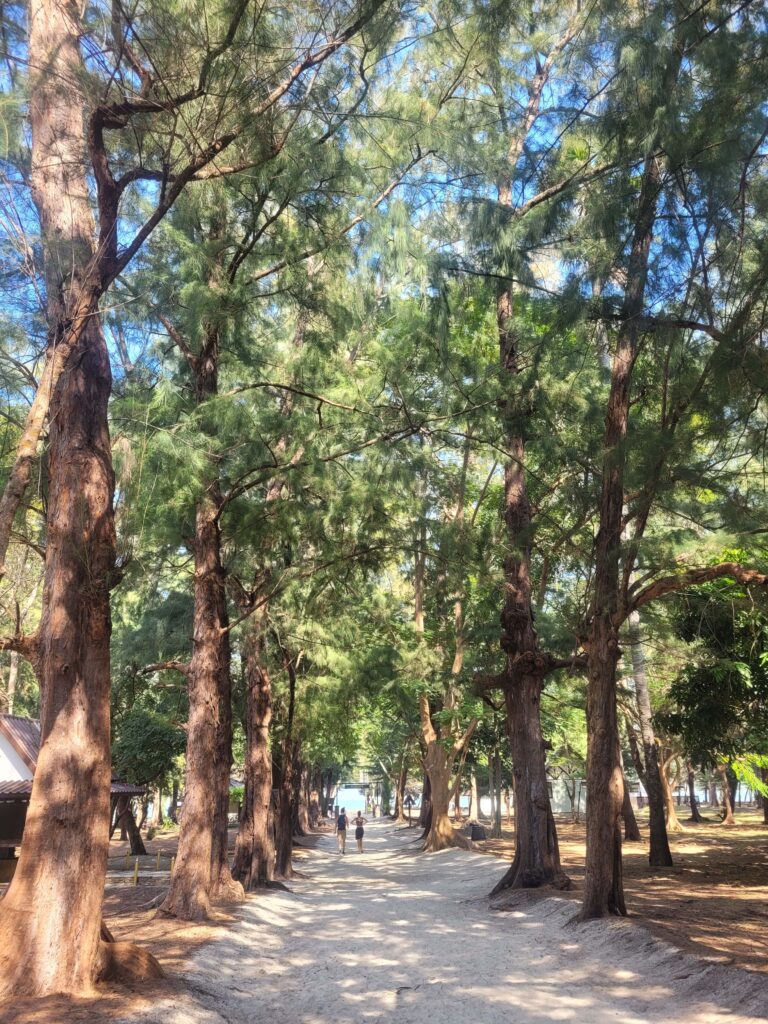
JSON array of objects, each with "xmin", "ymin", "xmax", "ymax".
[
  {"xmin": 2, "ymin": 813, "xmax": 767, "ymax": 1022},
  {"xmin": 476, "ymin": 809, "xmax": 768, "ymax": 973}
]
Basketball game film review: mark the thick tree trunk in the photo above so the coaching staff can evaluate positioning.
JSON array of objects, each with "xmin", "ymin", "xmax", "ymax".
[
  {"xmin": 0, "ymin": 1, "xmax": 161, "ymax": 994},
  {"xmin": 232, "ymin": 625, "xmax": 275, "ymax": 889},
  {"xmin": 161, "ymin": 493, "xmax": 227, "ymax": 919},
  {"xmin": 274, "ymin": 744, "xmax": 296, "ymax": 878},
  {"xmin": 420, "ymin": 694, "xmax": 474, "ymax": 852},
  {"xmin": 490, "ymin": 282, "xmax": 568, "ymax": 892},
  {"xmin": 628, "ymin": 612, "xmax": 672, "ymax": 865},
  {"xmin": 492, "ymin": 676, "xmax": 570, "ymax": 893}
]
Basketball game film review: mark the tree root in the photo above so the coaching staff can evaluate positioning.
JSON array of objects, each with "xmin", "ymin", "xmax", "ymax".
[{"xmin": 98, "ymin": 921, "xmax": 164, "ymax": 985}]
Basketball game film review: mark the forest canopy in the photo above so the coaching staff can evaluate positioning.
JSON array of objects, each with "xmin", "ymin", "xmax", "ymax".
[{"xmin": 0, "ymin": 0, "xmax": 766, "ymax": 1000}]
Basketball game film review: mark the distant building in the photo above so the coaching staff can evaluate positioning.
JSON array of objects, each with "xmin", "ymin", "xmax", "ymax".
[{"xmin": 0, "ymin": 715, "xmax": 143, "ymax": 880}]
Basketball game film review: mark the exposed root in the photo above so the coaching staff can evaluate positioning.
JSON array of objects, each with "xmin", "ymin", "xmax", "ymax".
[{"xmin": 97, "ymin": 939, "xmax": 164, "ymax": 985}]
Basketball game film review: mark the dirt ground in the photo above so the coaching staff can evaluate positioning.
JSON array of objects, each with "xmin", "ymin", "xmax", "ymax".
[
  {"xmin": 1, "ymin": 811, "xmax": 766, "ymax": 1022},
  {"xmin": 477, "ymin": 808, "xmax": 768, "ymax": 973},
  {"xmin": 0, "ymin": 824, "xmax": 325, "ymax": 1024}
]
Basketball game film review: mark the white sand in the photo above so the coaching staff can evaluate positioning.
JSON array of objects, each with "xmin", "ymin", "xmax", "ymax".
[{"xmin": 118, "ymin": 820, "xmax": 768, "ymax": 1024}]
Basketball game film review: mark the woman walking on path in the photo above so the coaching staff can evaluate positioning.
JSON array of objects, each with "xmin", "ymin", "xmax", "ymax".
[
  {"xmin": 335, "ymin": 808, "xmax": 348, "ymax": 854},
  {"xmin": 354, "ymin": 811, "xmax": 368, "ymax": 853}
]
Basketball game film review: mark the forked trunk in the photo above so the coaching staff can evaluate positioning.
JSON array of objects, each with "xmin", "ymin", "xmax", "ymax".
[{"xmin": 232, "ymin": 625, "xmax": 275, "ymax": 889}]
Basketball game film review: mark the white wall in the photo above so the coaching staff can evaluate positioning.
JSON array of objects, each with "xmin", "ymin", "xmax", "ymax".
[{"xmin": 0, "ymin": 735, "xmax": 32, "ymax": 781}]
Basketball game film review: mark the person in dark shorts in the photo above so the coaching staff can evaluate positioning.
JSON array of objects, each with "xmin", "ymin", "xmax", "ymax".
[
  {"xmin": 335, "ymin": 808, "xmax": 348, "ymax": 853},
  {"xmin": 353, "ymin": 811, "xmax": 368, "ymax": 853}
]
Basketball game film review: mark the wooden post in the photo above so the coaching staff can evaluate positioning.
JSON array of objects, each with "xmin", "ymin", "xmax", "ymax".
[
  {"xmin": 170, "ymin": 855, "xmax": 175, "ymax": 877},
  {"xmin": 133, "ymin": 858, "xmax": 139, "ymax": 887},
  {"xmin": 156, "ymin": 851, "xmax": 161, "ymax": 870}
]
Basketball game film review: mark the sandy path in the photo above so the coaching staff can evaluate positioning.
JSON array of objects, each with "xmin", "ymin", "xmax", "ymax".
[{"xmin": 118, "ymin": 821, "xmax": 768, "ymax": 1024}]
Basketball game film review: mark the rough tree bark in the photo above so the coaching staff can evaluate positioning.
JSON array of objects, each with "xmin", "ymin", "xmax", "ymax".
[
  {"xmin": 0, "ymin": 0, "xmax": 161, "ymax": 994},
  {"xmin": 232, "ymin": 619, "xmax": 276, "ymax": 889},
  {"xmin": 627, "ymin": 611, "xmax": 672, "ymax": 865},
  {"xmin": 579, "ymin": 140, "xmax": 666, "ymax": 921},
  {"xmin": 116, "ymin": 795, "xmax": 148, "ymax": 857}
]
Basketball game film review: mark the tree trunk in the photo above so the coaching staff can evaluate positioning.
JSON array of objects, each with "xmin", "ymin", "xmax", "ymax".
[
  {"xmin": 419, "ymin": 771, "xmax": 432, "ymax": 833},
  {"xmin": 490, "ymin": 283, "xmax": 569, "ymax": 892},
  {"xmin": 627, "ymin": 612, "xmax": 672, "ymax": 865},
  {"xmin": 419, "ymin": 694, "xmax": 474, "ymax": 852},
  {"xmin": 115, "ymin": 795, "xmax": 147, "ymax": 857},
  {"xmin": 274, "ymin": 743, "xmax": 296, "ymax": 878},
  {"xmin": 138, "ymin": 796, "xmax": 149, "ymax": 831},
  {"xmin": 469, "ymin": 770, "xmax": 478, "ymax": 821},
  {"xmin": 232, "ymin": 624, "xmax": 275, "ymax": 889},
  {"xmin": 393, "ymin": 755, "xmax": 408, "ymax": 822},
  {"xmin": 161, "ymin": 491, "xmax": 228, "ymax": 919},
  {"xmin": 621, "ymin": 772, "xmax": 641, "ymax": 842},
  {"xmin": 660, "ymin": 756, "xmax": 683, "ymax": 832},
  {"xmin": 686, "ymin": 764, "xmax": 704, "ymax": 823},
  {"xmin": 0, "ymin": 0, "xmax": 158, "ymax": 994},
  {"xmin": 209, "ymin": 589, "xmax": 242, "ymax": 903},
  {"xmin": 169, "ymin": 781, "xmax": 179, "ymax": 824},
  {"xmin": 719, "ymin": 766, "xmax": 736, "ymax": 826},
  {"xmin": 762, "ymin": 767, "xmax": 768, "ymax": 825},
  {"xmin": 492, "ymin": 676, "xmax": 570, "ymax": 893}
]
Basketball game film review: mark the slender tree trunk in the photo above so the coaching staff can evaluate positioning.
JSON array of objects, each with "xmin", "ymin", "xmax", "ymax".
[
  {"xmin": 469, "ymin": 770, "xmax": 478, "ymax": 821},
  {"xmin": 627, "ymin": 613, "xmax": 672, "ymax": 864},
  {"xmin": 393, "ymin": 754, "xmax": 408, "ymax": 823},
  {"xmin": 232, "ymin": 624, "xmax": 275, "ymax": 889},
  {"xmin": 492, "ymin": 748, "xmax": 503, "ymax": 839},
  {"xmin": 686, "ymin": 764, "xmax": 703, "ymax": 823},
  {"xmin": 169, "ymin": 781, "xmax": 179, "ymax": 824},
  {"xmin": 719, "ymin": 766, "xmax": 736, "ymax": 826},
  {"xmin": 621, "ymin": 772, "xmax": 641, "ymax": 842},
  {"xmin": 210, "ymin": 590, "xmax": 242, "ymax": 902},
  {"xmin": 660, "ymin": 756, "xmax": 683, "ymax": 832},
  {"xmin": 138, "ymin": 796, "xmax": 149, "ymax": 831},
  {"xmin": 761, "ymin": 767, "xmax": 768, "ymax": 825}
]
